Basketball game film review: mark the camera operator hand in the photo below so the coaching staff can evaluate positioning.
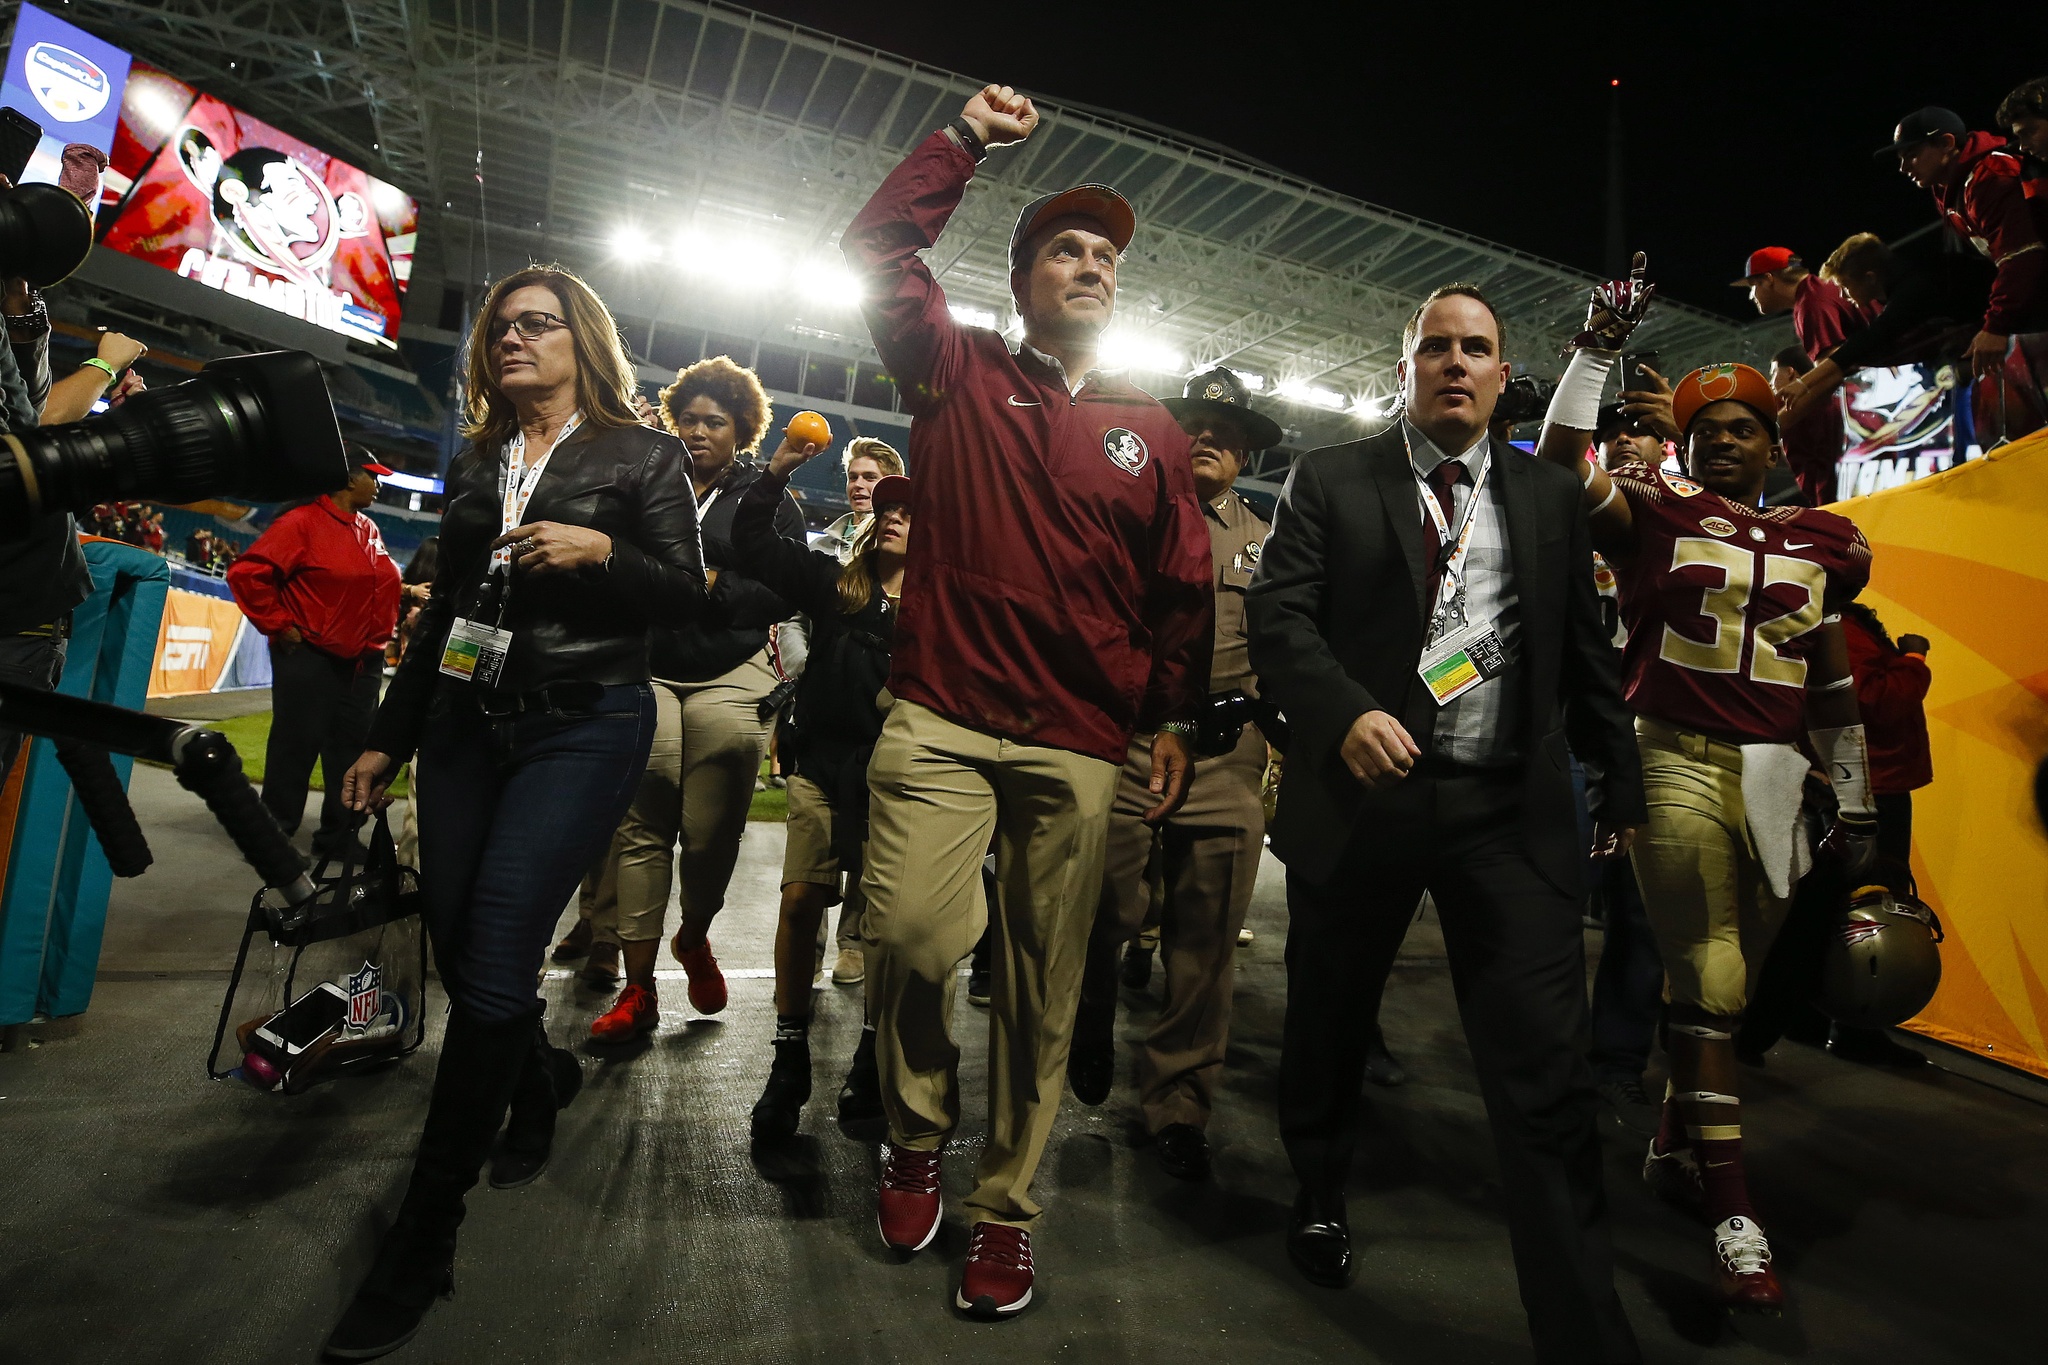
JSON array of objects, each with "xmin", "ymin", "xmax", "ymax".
[
  {"xmin": 490, "ymin": 520, "xmax": 612, "ymax": 574},
  {"xmin": 765, "ymin": 430, "xmax": 825, "ymax": 479},
  {"xmin": 341, "ymin": 749, "xmax": 398, "ymax": 813},
  {"xmin": 105, "ymin": 369, "xmax": 146, "ymax": 405},
  {"xmin": 961, "ymin": 84, "xmax": 1039, "ymax": 148},
  {"xmin": 96, "ymin": 330, "xmax": 146, "ymax": 372},
  {"xmin": 1618, "ymin": 363, "xmax": 1679, "ymax": 443}
]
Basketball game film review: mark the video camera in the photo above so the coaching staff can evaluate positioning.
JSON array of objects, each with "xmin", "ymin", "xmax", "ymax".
[{"xmin": 0, "ymin": 180, "xmax": 355, "ymax": 907}]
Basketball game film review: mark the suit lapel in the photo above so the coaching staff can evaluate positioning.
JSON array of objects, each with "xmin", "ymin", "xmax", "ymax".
[
  {"xmin": 1494, "ymin": 438, "xmax": 1541, "ymax": 627},
  {"xmin": 1366, "ymin": 430, "xmax": 1426, "ymax": 620}
]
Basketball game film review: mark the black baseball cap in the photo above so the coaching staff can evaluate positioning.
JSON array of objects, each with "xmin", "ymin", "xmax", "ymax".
[
  {"xmin": 1875, "ymin": 107, "xmax": 1967, "ymax": 157},
  {"xmin": 1161, "ymin": 367, "xmax": 1283, "ymax": 451},
  {"xmin": 1009, "ymin": 184, "xmax": 1135, "ymax": 268}
]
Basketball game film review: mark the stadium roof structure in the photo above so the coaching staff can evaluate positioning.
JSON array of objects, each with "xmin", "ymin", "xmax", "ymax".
[{"xmin": 71, "ymin": 0, "xmax": 1792, "ymax": 453}]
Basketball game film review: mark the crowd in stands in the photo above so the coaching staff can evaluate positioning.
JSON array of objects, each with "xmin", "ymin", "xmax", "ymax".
[{"xmin": 85, "ymin": 501, "xmax": 164, "ymax": 554}]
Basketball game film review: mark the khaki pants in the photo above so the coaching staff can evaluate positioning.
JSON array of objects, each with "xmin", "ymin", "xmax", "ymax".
[
  {"xmin": 1095, "ymin": 725, "xmax": 1266, "ymax": 1132},
  {"xmin": 586, "ymin": 651, "xmax": 775, "ymax": 944},
  {"xmin": 1631, "ymin": 719, "xmax": 1791, "ymax": 1018},
  {"xmin": 860, "ymin": 700, "xmax": 1119, "ymax": 1228},
  {"xmin": 785, "ymin": 769, "xmax": 864, "ymax": 952}
]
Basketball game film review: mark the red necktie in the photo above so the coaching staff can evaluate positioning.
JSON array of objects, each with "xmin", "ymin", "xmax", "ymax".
[{"xmin": 1422, "ymin": 460, "xmax": 1465, "ymax": 610}]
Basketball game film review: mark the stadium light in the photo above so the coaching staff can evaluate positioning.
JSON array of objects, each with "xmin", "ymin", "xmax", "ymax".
[
  {"xmin": 1232, "ymin": 370, "xmax": 1267, "ymax": 392},
  {"xmin": 1276, "ymin": 379, "xmax": 1349, "ymax": 411},
  {"xmin": 949, "ymin": 303, "xmax": 999, "ymax": 330},
  {"xmin": 610, "ymin": 225, "xmax": 660, "ymax": 265},
  {"xmin": 795, "ymin": 259, "xmax": 865, "ymax": 309},
  {"xmin": 1099, "ymin": 329, "xmax": 1185, "ymax": 375}
]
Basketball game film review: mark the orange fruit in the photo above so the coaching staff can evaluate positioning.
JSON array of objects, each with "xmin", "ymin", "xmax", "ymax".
[{"xmin": 785, "ymin": 410, "xmax": 831, "ymax": 450}]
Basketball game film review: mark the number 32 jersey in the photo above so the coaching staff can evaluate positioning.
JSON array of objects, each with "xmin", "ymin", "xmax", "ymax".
[{"xmin": 1609, "ymin": 464, "xmax": 1871, "ymax": 745}]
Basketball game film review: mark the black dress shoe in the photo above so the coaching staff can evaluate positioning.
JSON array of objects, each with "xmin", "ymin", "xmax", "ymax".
[
  {"xmin": 1067, "ymin": 1034, "xmax": 1114, "ymax": 1106},
  {"xmin": 1153, "ymin": 1123, "xmax": 1210, "ymax": 1181},
  {"xmin": 1363, "ymin": 1036, "xmax": 1406, "ymax": 1088},
  {"xmin": 1120, "ymin": 942, "xmax": 1154, "ymax": 990},
  {"xmin": 1828, "ymin": 1025, "xmax": 1929, "ymax": 1068},
  {"xmin": 1287, "ymin": 1192, "xmax": 1352, "ymax": 1288},
  {"xmin": 837, "ymin": 1028, "xmax": 885, "ymax": 1136}
]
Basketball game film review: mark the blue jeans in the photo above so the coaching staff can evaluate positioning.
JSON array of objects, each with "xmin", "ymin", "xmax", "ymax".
[{"xmin": 416, "ymin": 683, "xmax": 655, "ymax": 1022}]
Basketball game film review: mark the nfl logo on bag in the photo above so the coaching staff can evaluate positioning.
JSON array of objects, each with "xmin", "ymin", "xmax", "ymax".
[{"xmin": 346, "ymin": 961, "xmax": 383, "ymax": 1031}]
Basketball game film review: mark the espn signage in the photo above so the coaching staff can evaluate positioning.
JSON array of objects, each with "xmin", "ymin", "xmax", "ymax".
[{"xmin": 0, "ymin": 5, "xmax": 417, "ymax": 347}]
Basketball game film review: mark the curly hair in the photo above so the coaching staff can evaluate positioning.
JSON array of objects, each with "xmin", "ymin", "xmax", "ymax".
[
  {"xmin": 660, "ymin": 355, "xmax": 772, "ymax": 455},
  {"xmin": 1996, "ymin": 76, "xmax": 2048, "ymax": 130}
]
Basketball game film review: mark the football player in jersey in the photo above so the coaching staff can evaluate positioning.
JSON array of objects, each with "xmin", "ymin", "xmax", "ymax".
[{"xmin": 1534, "ymin": 260, "xmax": 1878, "ymax": 1315}]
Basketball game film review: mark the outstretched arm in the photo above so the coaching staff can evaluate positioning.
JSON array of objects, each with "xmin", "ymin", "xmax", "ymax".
[
  {"xmin": 842, "ymin": 84, "xmax": 1039, "ymax": 414},
  {"xmin": 1535, "ymin": 253, "xmax": 1656, "ymax": 556}
]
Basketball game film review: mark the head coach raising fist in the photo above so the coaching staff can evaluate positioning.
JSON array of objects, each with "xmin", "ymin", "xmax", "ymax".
[{"xmin": 839, "ymin": 82, "xmax": 1214, "ymax": 1318}]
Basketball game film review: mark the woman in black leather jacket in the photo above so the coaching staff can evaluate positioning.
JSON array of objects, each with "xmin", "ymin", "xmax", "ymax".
[
  {"xmin": 728, "ymin": 433, "xmax": 909, "ymax": 1145},
  {"xmin": 325, "ymin": 264, "xmax": 705, "ymax": 1360}
]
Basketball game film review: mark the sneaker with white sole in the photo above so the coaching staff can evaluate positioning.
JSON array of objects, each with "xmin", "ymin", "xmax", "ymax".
[
  {"xmin": 877, "ymin": 1143, "xmax": 943, "ymax": 1253},
  {"xmin": 1712, "ymin": 1214, "xmax": 1783, "ymax": 1313},
  {"xmin": 832, "ymin": 947, "xmax": 865, "ymax": 985},
  {"xmin": 956, "ymin": 1221, "xmax": 1034, "ymax": 1317}
]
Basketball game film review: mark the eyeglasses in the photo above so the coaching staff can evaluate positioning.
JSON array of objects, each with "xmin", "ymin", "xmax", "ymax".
[{"xmin": 487, "ymin": 310, "xmax": 569, "ymax": 343}]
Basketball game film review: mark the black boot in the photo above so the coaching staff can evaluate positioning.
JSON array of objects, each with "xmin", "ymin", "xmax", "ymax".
[
  {"xmin": 1067, "ymin": 942, "xmax": 1119, "ymax": 1106},
  {"xmin": 837, "ymin": 1026, "xmax": 883, "ymax": 1136},
  {"xmin": 489, "ymin": 1018, "xmax": 584, "ymax": 1189},
  {"xmin": 750, "ymin": 1030, "xmax": 813, "ymax": 1145},
  {"xmin": 324, "ymin": 1003, "xmax": 538, "ymax": 1361}
]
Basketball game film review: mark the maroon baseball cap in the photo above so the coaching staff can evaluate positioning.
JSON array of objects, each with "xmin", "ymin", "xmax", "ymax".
[
  {"xmin": 869, "ymin": 474, "xmax": 913, "ymax": 511},
  {"xmin": 1009, "ymin": 184, "xmax": 1135, "ymax": 268},
  {"xmin": 1731, "ymin": 246, "xmax": 1799, "ymax": 286}
]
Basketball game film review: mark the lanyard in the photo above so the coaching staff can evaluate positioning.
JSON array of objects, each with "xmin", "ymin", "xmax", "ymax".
[
  {"xmin": 490, "ymin": 412, "xmax": 583, "ymax": 570},
  {"xmin": 1406, "ymin": 432, "xmax": 1492, "ymax": 622}
]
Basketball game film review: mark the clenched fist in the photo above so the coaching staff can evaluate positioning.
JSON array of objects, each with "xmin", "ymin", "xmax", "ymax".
[{"xmin": 961, "ymin": 84, "xmax": 1039, "ymax": 148}]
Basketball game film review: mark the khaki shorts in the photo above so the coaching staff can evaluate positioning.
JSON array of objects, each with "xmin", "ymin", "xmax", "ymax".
[
  {"xmin": 1631, "ymin": 718, "xmax": 1791, "ymax": 1019},
  {"xmin": 781, "ymin": 771, "xmax": 843, "ymax": 896}
]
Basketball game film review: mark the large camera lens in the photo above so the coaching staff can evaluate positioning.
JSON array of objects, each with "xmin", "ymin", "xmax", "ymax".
[
  {"xmin": 0, "ymin": 182, "xmax": 94, "ymax": 287},
  {"xmin": 0, "ymin": 350, "xmax": 349, "ymax": 533}
]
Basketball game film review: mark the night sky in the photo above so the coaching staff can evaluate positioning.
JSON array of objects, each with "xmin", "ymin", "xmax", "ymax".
[{"xmin": 750, "ymin": 1, "xmax": 2046, "ymax": 318}]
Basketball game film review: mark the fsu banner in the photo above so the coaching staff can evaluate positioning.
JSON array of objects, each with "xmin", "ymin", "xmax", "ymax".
[{"xmin": 1832, "ymin": 428, "xmax": 2048, "ymax": 1078}]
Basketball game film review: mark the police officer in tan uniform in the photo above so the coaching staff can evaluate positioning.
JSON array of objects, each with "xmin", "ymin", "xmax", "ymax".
[{"xmin": 1068, "ymin": 367, "xmax": 1282, "ymax": 1180}]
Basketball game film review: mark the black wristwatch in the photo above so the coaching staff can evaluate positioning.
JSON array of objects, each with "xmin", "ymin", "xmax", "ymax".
[
  {"xmin": 947, "ymin": 116, "xmax": 989, "ymax": 163},
  {"xmin": 5, "ymin": 292, "xmax": 49, "ymax": 338}
]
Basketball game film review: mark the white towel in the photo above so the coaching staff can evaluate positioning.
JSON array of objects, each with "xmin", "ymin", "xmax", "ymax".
[{"xmin": 1740, "ymin": 742, "xmax": 1812, "ymax": 900}]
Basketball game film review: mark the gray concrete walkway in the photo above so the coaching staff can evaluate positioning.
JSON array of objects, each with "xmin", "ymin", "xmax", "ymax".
[{"xmin": 1, "ymin": 765, "xmax": 2042, "ymax": 1363}]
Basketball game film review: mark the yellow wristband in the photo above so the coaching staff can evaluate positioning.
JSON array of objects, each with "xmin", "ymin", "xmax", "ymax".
[{"xmin": 81, "ymin": 357, "xmax": 119, "ymax": 383}]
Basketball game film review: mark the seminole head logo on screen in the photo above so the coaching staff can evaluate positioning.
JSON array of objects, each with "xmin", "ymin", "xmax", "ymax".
[{"xmin": 174, "ymin": 127, "xmax": 372, "ymax": 288}]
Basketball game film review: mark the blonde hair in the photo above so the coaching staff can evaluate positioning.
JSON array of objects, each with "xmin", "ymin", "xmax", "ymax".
[
  {"xmin": 660, "ymin": 356, "xmax": 772, "ymax": 455},
  {"xmin": 835, "ymin": 514, "xmax": 887, "ymax": 616},
  {"xmin": 1821, "ymin": 232, "xmax": 1890, "ymax": 286},
  {"xmin": 461, "ymin": 264, "xmax": 642, "ymax": 447},
  {"xmin": 842, "ymin": 436, "xmax": 904, "ymax": 476}
]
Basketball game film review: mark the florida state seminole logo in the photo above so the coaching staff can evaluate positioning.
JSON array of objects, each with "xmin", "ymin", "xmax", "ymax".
[
  {"xmin": 175, "ymin": 127, "xmax": 372, "ymax": 290},
  {"xmin": 1102, "ymin": 427, "xmax": 1149, "ymax": 476}
]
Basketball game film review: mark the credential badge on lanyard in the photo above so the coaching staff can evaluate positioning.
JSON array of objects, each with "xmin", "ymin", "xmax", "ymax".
[
  {"xmin": 439, "ymin": 413, "xmax": 584, "ymax": 686},
  {"xmin": 1408, "ymin": 432, "xmax": 1506, "ymax": 707}
]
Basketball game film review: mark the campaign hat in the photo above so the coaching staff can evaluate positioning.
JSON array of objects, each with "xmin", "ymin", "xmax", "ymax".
[{"xmin": 1160, "ymin": 367, "xmax": 1283, "ymax": 451}]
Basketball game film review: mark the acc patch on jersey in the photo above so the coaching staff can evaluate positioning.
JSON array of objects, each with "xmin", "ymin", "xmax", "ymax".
[
  {"xmin": 1700, "ymin": 516, "xmax": 1738, "ymax": 537},
  {"xmin": 1102, "ymin": 427, "xmax": 1149, "ymax": 476},
  {"xmin": 1661, "ymin": 471, "xmax": 1704, "ymax": 497}
]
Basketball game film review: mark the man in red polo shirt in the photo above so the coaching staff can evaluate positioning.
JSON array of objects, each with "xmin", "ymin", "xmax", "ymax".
[
  {"xmin": 228, "ymin": 451, "xmax": 402, "ymax": 858},
  {"xmin": 843, "ymin": 82, "xmax": 1213, "ymax": 1318}
]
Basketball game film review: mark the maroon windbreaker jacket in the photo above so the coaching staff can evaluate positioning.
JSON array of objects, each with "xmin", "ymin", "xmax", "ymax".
[
  {"xmin": 842, "ymin": 129, "xmax": 1214, "ymax": 764},
  {"xmin": 1932, "ymin": 131, "xmax": 2048, "ymax": 336}
]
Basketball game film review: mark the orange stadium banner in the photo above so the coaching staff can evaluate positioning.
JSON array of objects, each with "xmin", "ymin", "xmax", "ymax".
[
  {"xmin": 148, "ymin": 587, "xmax": 248, "ymax": 697},
  {"xmin": 1831, "ymin": 429, "xmax": 2048, "ymax": 1078}
]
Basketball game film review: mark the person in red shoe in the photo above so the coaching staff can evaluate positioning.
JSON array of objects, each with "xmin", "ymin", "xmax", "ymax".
[
  {"xmin": 1537, "ymin": 267, "xmax": 1879, "ymax": 1314},
  {"xmin": 844, "ymin": 83, "xmax": 1212, "ymax": 1318},
  {"xmin": 581, "ymin": 355, "xmax": 806, "ymax": 1042}
]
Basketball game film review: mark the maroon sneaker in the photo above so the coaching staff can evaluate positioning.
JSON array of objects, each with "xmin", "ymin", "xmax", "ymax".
[
  {"xmin": 876, "ymin": 1143, "xmax": 943, "ymax": 1253},
  {"xmin": 956, "ymin": 1221, "xmax": 1034, "ymax": 1317}
]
